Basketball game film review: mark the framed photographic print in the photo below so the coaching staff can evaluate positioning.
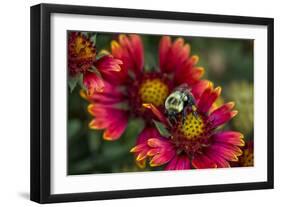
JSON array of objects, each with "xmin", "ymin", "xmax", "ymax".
[{"xmin": 30, "ymin": 3, "xmax": 274, "ymax": 203}]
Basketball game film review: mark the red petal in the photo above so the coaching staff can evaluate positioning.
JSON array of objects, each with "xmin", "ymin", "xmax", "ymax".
[
  {"xmin": 137, "ymin": 127, "xmax": 161, "ymax": 145},
  {"xmin": 160, "ymin": 37, "xmax": 192, "ymax": 74},
  {"xmin": 147, "ymin": 138, "xmax": 171, "ymax": 148},
  {"xmin": 212, "ymin": 131, "xmax": 245, "ymax": 146},
  {"xmin": 88, "ymin": 104, "xmax": 128, "ymax": 140},
  {"xmin": 86, "ymin": 81, "xmax": 125, "ymax": 105},
  {"xmin": 129, "ymin": 34, "xmax": 144, "ymax": 72},
  {"xmin": 110, "ymin": 40, "xmax": 129, "ymax": 84},
  {"xmin": 94, "ymin": 55, "xmax": 122, "ymax": 73},
  {"xmin": 83, "ymin": 72, "xmax": 105, "ymax": 95},
  {"xmin": 142, "ymin": 103, "xmax": 168, "ymax": 126},
  {"xmin": 164, "ymin": 156, "xmax": 178, "ymax": 170},
  {"xmin": 191, "ymin": 80, "xmax": 211, "ymax": 102},
  {"xmin": 89, "ymin": 118, "xmax": 108, "ymax": 129},
  {"xmin": 175, "ymin": 156, "xmax": 191, "ymax": 170},
  {"xmin": 159, "ymin": 36, "xmax": 172, "ymax": 71},
  {"xmin": 205, "ymin": 149, "xmax": 230, "ymax": 168},
  {"xmin": 149, "ymin": 150, "xmax": 175, "ymax": 167},
  {"xmin": 112, "ymin": 34, "xmax": 144, "ymax": 76},
  {"xmin": 192, "ymin": 154, "xmax": 217, "ymax": 169},
  {"xmin": 174, "ymin": 55, "xmax": 203, "ymax": 86},
  {"xmin": 209, "ymin": 144, "xmax": 241, "ymax": 162},
  {"xmin": 130, "ymin": 143, "xmax": 147, "ymax": 153},
  {"xmin": 131, "ymin": 127, "xmax": 163, "ymax": 166},
  {"xmin": 103, "ymin": 117, "xmax": 128, "ymax": 140},
  {"xmin": 145, "ymin": 137, "xmax": 176, "ymax": 168},
  {"xmin": 147, "ymin": 148, "xmax": 161, "ymax": 156},
  {"xmin": 197, "ymin": 86, "xmax": 221, "ymax": 114},
  {"xmin": 209, "ymin": 102, "xmax": 238, "ymax": 128}
]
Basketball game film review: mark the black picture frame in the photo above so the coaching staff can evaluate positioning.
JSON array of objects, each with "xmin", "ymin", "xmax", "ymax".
[{"xmin": 30, "ymin": 3, "xmax": 274, "ymax": 204}]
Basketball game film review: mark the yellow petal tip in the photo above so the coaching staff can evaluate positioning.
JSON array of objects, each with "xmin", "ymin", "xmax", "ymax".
[
  {"xmin": 227, "ymin": 101, "xmax": 235, "ymax": 108},
  {"xmin": 142, "ymin": 103, "xmax": 151, "ymax": 108},
  {"xmin": 111, "ymin": 40, "xmax": 119, "ymax": 49},
  {"xmin": 232, "ymin": 110, "xmax": 239, "ymax": 117},
  {"xmin": 130, "ymin": 147, "xmax": 137, "ymax": 153},
  {"xmin": 215, "ymin": 86, "xmax": 222, "ymax": 95}
]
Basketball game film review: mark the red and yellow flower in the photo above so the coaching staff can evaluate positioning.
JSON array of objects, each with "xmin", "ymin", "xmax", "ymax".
[
  {"xmin": 238, "ymin": 140, "xmax": 254, "ymax": 167},
  {"xmin": 68, "ymin": 32, "xmax": 122, "ymax": 95},
  {"xmin": 130, "ymin": 83, "xmax": 245, "ymax": 170},
  {"xmin": 84, "ymin": 34, "xmax": 207, "ymax": 141}
]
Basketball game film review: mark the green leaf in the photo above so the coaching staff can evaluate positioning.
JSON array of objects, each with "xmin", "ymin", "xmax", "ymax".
[
  {"xmin": 68, "ymin": 75, "xmax": 80, "ymax": 92},
  {"xmin": 153, "ymin": 120, "xmax": 171, "ymax": 137},
  {"xmin": 68, "ymin": 73, "xmax": 86, "ymax": 92},
  {"xmin": 88, "ymin": 66, "xmax": 98, "ymax": 73},
  {"xmin": 77, "ymin": 73, "xmax": 87, "ymax": 91},
  {"xmin": 90, "ymin": 33, "xmax": 97, "ymax": 45}
]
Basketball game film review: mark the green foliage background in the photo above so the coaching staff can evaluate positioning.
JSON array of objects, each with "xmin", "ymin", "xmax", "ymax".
[{"xmin": 68, "ymin": 33, "xmax": 254, "ymax": 175}]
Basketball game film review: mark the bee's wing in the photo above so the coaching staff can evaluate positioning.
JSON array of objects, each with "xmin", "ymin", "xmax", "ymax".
[{"xmin": 174, "ymin": 83, "xmax": 189, "ymax": 92}]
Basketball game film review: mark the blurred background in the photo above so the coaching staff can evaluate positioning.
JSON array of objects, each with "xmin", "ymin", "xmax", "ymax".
[{"xmin": 68, "ymin": 32, "xmax": 254, "ymax": 175}]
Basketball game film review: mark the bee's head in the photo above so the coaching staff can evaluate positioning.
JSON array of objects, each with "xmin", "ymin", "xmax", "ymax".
[{"xmin": 165, "ymin": 91, "xmax": 184, "ymax": 114}]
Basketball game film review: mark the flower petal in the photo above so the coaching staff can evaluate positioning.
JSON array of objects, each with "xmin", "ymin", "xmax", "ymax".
[
  {"xmin": 142, "ymin": 103, "xmax": 168, "ymax": 126},
  {"xmin": 89, "ymin": 118, "xmax": 108, "ymax": 129},
  {"xmin": 136, "ymin": 151, "xmax": 148, "ymax": 161},
  {"xmin": 159, "ymin": 37, "xmax": 193, "ymax": 74},
  {"xmin": 192, "ymin": 154, "xmax": 217, "ymax": 169},
  {"xmin": 147, "ymin": 148, "xmax": 161, "ymax": 156},
  {"xmin": 197, "ymin": 86, "xmax": 221, "ymax": 114},
  {"xmin": 88, "ymin": 104, "xmax": 128, "ymax": 140},
  {"xmin": 130, "ymin": 127, "xmax": 162, "ymax": 167},
  {"xmin": 103, "ymin": 117, "xmax": 128, "ymax": 141},
  {"xmin": 149, "ymin": 150, "xmax": 175, "ymax": 167},
  {"xmin": 94, "ymin": 55, "xmax": 122, "ymax": 73},
  {"xmin": 135, "ymin": 159, "xmax": 146, "ymax": 169},
  {"xmin": 83, "ymin": 72, "xmax": 105, "ymax": 95},
  {"xmin": 209, "ymin": 143, "xmax": 242, "ymax": 162},
  {"xmin": 146, "ymin": 137, "xmax": 175, "ymax": 167},
  {"xmin": 212, "ymin": 131, "xmax": 245, "ymax": 146},
  {"xmin": 147, "ymin": 138, "xmax": 171, "ymax": 148},
  {"xmin": 110, "ymin": 40, "xmax": 129, "ymax": 83},
  {"xmin": 130, "ymin": 143, "xmax": 147, "ymax": 153},
  {"xmin": 112, "ymin": 34, "xmax": 144, "ymax": 76},
  {"xmin": 86, "ymin": 81, "xmax": 125, "ymax": 105},
  {"xmin": 209, "ymin": 102, "xmax": 238, "ymax": 128},
  {"xmin": 129, "ymin": 34, "xmax": 144, "ymax": 73},
  {"xmin": 137, "ymin": 127, "xmax": 161, "ymax": 145},
  {"xmin": 191, "ymin": 80, "xmax": 212, "ymax": 102},
  {"xmin": 174, "ymin": 57, "xmax": 204, "ymax": 86},
  {"xmin": 175, "ymin": 156, "xmax": 191, "ymax": 170},
  {"xmin": 165, "ymin": 156, "xmax": 191, "ymax": 170},
  {"xmin": 159, "ymin": 36, "xmax": 172, "ymax": 71},
  {"xmin": 164, "ymin": 156, "xmax": 179, "ymax": 170},
  {"xmin": 205, "ymin": 149, "xmax": 230, "ymax": 168}
]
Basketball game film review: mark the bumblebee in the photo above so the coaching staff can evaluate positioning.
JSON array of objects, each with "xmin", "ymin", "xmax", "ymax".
[{"xmin": 165, "ymin": 84, "xmax": 198, "ymax": 124}]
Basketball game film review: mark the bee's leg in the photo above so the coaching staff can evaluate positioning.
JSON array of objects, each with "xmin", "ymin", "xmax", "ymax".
[
  {"xmin": 182, "ymin": 107, "xmax": 188, "ymax": 125},
  {"xmin": 191, "ymin": 105, "xmax": 199, "ymax": 119},
  {"xmin": 167, "ymin": 118, "xmax": 173, "ymax": 128},
  {"xmin": 192, "ymin": 110, "xmax": 199, "ymax": 119},
  {"xmin": 173, "ymin": 116, "xmax": 178, "ymax": 125}
]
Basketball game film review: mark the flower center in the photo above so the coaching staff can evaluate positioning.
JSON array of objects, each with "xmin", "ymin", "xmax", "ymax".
[
  {"xmin": 241, "ymin": 149, "xmax": 254, "ymax": 167},
  {"xmin": 171, "ymin": 113, "xmax": 211, "ymax": 156},
  {"xmin": 138, "ymin": 78, "xmax": 169, "ymax": 107},
  {"xmin": 177, "ymin": 113, "xmax": 206, "ymax": 141},
  {"xmin": 74, "ymin": 35, "xmax": 96, "ymax": 60}
]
